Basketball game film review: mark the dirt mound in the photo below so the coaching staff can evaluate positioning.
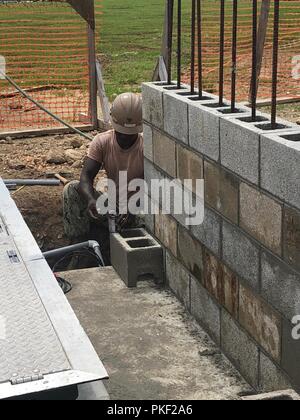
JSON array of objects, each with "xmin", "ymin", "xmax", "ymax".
[{"xmin": 0, "ymin": 132, "xmax": 97, "ymax": 251}]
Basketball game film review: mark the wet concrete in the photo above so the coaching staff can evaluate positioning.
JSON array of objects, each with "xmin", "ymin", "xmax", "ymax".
[{"xmin": 64, "ymin": 267, "xmax": 252, "ymax": 400}]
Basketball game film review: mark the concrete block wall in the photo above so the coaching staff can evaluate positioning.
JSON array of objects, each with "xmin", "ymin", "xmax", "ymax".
[{"xmin": 142, "ymin": 82, "xmax": 300, "ymax": 392}]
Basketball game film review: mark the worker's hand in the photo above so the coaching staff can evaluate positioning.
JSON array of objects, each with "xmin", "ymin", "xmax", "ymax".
[
  {"xmin": 87, "ymin": 198, "xmax": 100, "ymax": 220},
  {"xmin": 117, "ymin": 214, "xmax": 130, "ymax": 230}
]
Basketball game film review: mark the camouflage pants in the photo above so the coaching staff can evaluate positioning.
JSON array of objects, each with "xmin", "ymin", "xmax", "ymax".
[
  {"xmin": 63, "ymin": 181, "xmax": 144, "ymax": 241},
  {"xmin": 63, "ymin": 181, "xmax": 101, "ymax": 240}
]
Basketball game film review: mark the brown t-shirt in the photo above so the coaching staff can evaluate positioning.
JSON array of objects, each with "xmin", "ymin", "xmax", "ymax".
[{"xmin": 88, "ymin": 130, "xmax": 144, "ymax": 206}]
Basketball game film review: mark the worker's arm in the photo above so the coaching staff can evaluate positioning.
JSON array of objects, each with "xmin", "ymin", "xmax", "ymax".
[{"xmin": 79, "ymin": 157, "xmax": 102, "ymax": 219}]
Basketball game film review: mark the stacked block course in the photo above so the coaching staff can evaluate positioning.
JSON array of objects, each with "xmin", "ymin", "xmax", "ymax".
[{"xmin": 142, "ymin": 82, "xmax": 300, "ymax": 392}]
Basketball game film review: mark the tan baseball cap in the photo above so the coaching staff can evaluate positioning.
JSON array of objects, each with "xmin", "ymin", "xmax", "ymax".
[{"xmin": 110, "ymin": 93, "xmax": 143, "ymax": 135}]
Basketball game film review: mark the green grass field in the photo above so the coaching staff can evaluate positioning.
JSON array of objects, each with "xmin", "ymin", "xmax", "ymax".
[
  {"xmin": 98, "ymin": 0, "xmax": 300, "ymax": 100},
  {"xmin": 0, "ymin": 0, "xmax": 299, "ymax": 103},
  {"xmin": 98, "ymin": 0, "xmax": 166, "ymax": 99}
]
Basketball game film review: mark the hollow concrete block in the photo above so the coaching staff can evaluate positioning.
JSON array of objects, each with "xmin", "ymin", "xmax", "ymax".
[
  {"xmin": 260, "ymin": 130, "xmax": 300, "ymax": 209},
  {"xmin": 220, "ymin": 114, "xmax": 297, "ymax": 185},
  {"xmin": 189, "ymin": 99, "xmax": 249, "ymax": 162},
  {"xmin": 142, "ymin": 82, "xmax": 165, "ymax": 129},
  {"xmin": 143, "ymin": 123, "xmax": 153, "ymax": 162},
  {"xmin": 221, "ymin": 309, "xmax": 259, "ymax": 389},
  {"xmin": 261, "ymin": 250, "xmax": 300, "ymax": 320},
  {"xmin": 110, "ymin": 228, "xmax": 164, "ymax": 288},
  {"xmin": 163, "ymin": 91, "xmax": 189, "ymax": 144},
  {"xmin": 222, "ymin": 220, "xmax": 260, "ymax": 291}
]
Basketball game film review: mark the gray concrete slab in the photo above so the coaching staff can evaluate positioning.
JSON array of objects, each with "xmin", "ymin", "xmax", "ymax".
[{"xmin": 64, "ymin": 267, "xmax": 252, "ymax": 400}]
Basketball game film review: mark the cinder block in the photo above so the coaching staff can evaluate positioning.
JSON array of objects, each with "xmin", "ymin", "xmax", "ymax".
[
  {"xmin": 191, "ymin": 206, "xmax": 221, "ymax": 256},
  {"xmin": 222, "ymin": 264, "xmax": 240, "ymax": 319},
  {"xmin": 144, "ymin": 158, "xmax": 165, "ymax": 195},
  {"xmin": 110, "ymin": 228, "xmax": 164, "ymax": 288},
  {"xmin": 190, "ymin": 275, "xmax": 221, "ymax": 345},
  {"xmin": 282, "ymin": 319, "xmax": 300, "ymax": 390},
  {"xmin": 155, "ymin": 212, "xmax": 177, "ymax": 256},
  {"xmin": 203, "ymin": 250, "xmax": 239, "ymax": 318},
  {"xmin": 143, "ymin": 124, "xmax": 153, "ymax": 161},
  {"xmin": 153, "ymin": 129, "xmax": 176, "ymax": 177},
  {"xmin": 142, "ymin": 82, "xmax": 164, "ymax": 129},
  {"xmin": 240, "ymin": 182, "xmax": 282, "ymax": 255},
  {"xmin": 221, "ymin": 309, "xmax": 259, "ymax": 388},
  {"xmin": 283, "ymin": 206, "xmax": 300, "ymax": 272},
  {"xmin": 239, "ymin": 284, "xmax": 281, "ymax": 362},
  {"xmin": 204, "ymin": 160, "xmax": 239, "ymax": 224},
  {"xmin": 144, "ymin": 195, "xmax": 159, "ymax": 232},
  {"xmin": 163, "ymin": 91, "xmax": 188, "ymax": 144},
  {"xmin": 177, "ymin": 145, "xmax": 203, "ymax": 195},
  {"xmin": 166, "ymin": 251, "xmax": 190, "ymax": 310},
  {"xmin": 189, "ymin": 102, "xmax": 220, "ymax": 161},
  {"xmin": 222, "ymin": 221, "xmax": 260, "ymax": 291},
  {"xmin": 143, "ymin": 210, "xmax": 155, "ymax": 234},
  {"xmin": 259, "ymin": 352, "xmax": 291, "ymax": 392},
  {"xmin": 178, "ymin": 225, "xmax": 203, "ymax": 281},
  {"xmin": 220, "ymin": 117, "xmax": 260, "ymax": 184},
  {"xmin": 261, "ymin": 251, "xmax": 300, "ymax": 320},
  {"xmin": 220, "ymin": 112, "xmax": 297, "ymax": 185},
  {"xmin": 219, "ymin": 112, "xmax": 293, "ymax": 185},
  {"xmin": 260, "ymin": 130, "xmax": 300, "ymax": 208}
]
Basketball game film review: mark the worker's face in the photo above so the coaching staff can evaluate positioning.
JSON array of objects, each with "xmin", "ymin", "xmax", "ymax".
[{"xmin": 116, "ymin": 132, "xmax": 139, "ymax": 150}]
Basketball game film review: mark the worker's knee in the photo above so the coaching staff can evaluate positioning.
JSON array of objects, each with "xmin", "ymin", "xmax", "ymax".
[
  {"xmin": 63, "ymin": 180, "xmax": 80, "ymax": 202},
  {"xmin": 63, "ymin": 180, "xmax": 90, "ymax": 240}
]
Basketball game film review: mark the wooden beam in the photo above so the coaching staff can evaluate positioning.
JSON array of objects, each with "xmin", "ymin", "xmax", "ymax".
[
  {"xmin": 67, "ymin": 0, "xmax": 95, "ymax": 29},
  {"xmin": 96, "ymin": 59, "xmax": 111, "ymax": 125},
  {"xmin": 153, "ymin": 2, "xmax": 169, "ymax": 81},
  {"xmin": 87, "ymin": 0, "xmax": 98, "ymax": 129},
  {"xmin": 245, "ymin": 96, "xmax": 300, "ymax": 108},
  {"xmin": 0, "ymin": 125, "xmax": 94, "ymax": 140}
]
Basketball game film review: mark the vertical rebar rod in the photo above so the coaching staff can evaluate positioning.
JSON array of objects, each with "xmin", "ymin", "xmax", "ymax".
[
  {"xmin": 219, "ymin": 0, "xmax": 225, "ymax": 106},
  {"xmin": 177, "ymin": 0, "xmax": 182, "ymax": 88},
  {"xmin": 251, "ymin": 0, "xmax": 258, "ymax": 120},
  {"xmin": 271, "ymin": 0, "xmax": 280, "ymax": 128},
  {"xmin": 197, "ymin": 0, "xmax": 203, "ymax": 98},
  {"xmin": 167, "ymin": 0, "xmax": 174, "ymax": 85},
  {"xmin": 191, "ymin": 0, "xmax": 196, "ymax": 94},
  {"xmin": 231, "ymin": 0, "xmax": 238, "ymax": 112}
]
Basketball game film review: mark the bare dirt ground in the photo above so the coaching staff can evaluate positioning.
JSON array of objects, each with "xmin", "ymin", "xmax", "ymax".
[{"xmin": 0, "ymin": 131, "xmax": 98, "ymax": 252}]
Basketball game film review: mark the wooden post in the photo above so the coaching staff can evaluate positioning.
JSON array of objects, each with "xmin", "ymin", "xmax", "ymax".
[
  {"xmin": 87, "ymin": 1, "xmax": 98, "ymax": 129},
  {"xmin": 96, "ymin": 59, "xmax": 111, "ymax": 126},
  {"xmin": 249, "ymin": 0, "xmax": 271, "ymax": 102},
  {"xmin": 153, "ymin": 2, "xmax": 169, "ymax": 81}
]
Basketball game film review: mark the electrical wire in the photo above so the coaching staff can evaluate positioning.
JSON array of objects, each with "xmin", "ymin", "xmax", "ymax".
[
  {"xmin": 51, "ymin": 249, "xmax": 103, "ymax": 273},
  {"xmin": 0, "ymin": 69, "xmax": 94, "ymax": 141},
  {"xmin": 55, "ymin": 275, "xmax": 73, "ymax": 295},
  {"xmin": 50, "ymin": 248, "xmax": 104, "ymax": 294}
]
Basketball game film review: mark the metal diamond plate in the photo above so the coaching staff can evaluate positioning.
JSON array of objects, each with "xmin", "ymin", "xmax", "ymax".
[
  {"xmin": 0, "ymin": 179, "xmax": 108, "ymax": 399},
  {"xmin": 0, "ymin": 237, "xmax": 71, "ymax": 384}
]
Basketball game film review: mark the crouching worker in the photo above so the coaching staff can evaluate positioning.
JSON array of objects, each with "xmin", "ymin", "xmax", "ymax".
[{"xmin": 63, "ymin": 93, "xmax": 144, "ymax": 262}]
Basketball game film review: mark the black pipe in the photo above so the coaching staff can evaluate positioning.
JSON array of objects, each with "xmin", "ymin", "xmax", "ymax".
[
  {"xmin": 219, "ymin": 0, "xmax": 225, "ymax": 106},
  {"xmin": 43, "ymin": 240, "xmax": 105, "ymax": 268},
  {"xmin": 197, "ymin": 0, "xmax": 203, "ymax": 98},
  {"xmin": 251, "ymin": 0, "xmax": 258, "ymax": 121},
  {"xmin": 190, "ymin": 0, "xmax": 196, "ymax": 94},
  {"xmin": 271, "ymin": 0, "xmax": 280, "ymax": 129},
  {"xmin": 177, "ymin": 0, "xmax": 182, "ymax": 88},
  {"xmin": 231, "ymin": 0, "xmax": 238, "ymax": 112}
]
